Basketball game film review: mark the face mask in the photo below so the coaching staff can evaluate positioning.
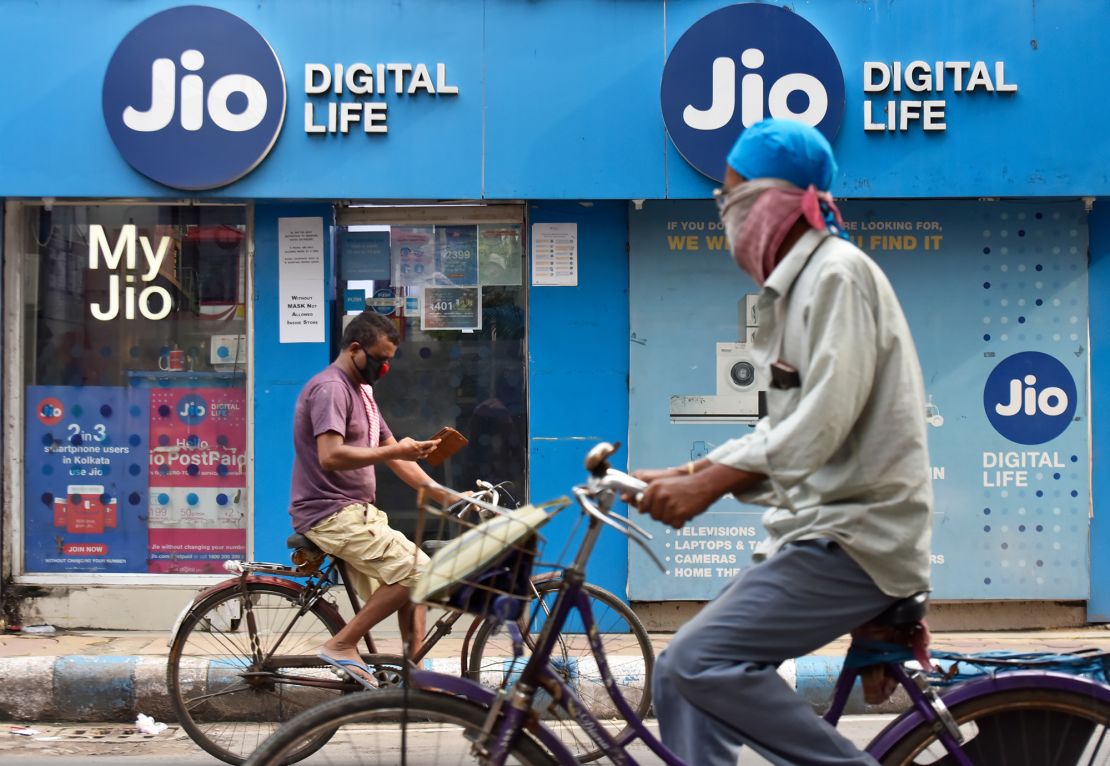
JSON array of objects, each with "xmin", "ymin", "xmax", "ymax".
[
  {"xmin": 357, "ymin": 348, "xmax": 390, "ymax": 385},
  {"xmin": 718, "ymin": 178, "xmax": 796, "ymax": 250}
]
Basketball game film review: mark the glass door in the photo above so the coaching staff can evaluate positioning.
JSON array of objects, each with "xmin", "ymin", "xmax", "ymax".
[{"xmin": 334, "ymin": 205, "xmax": 527, "ymax": 537}]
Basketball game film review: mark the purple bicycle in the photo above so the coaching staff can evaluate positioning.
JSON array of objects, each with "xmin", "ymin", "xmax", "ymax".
[{"xmin": 244, "ymin": 442, "xmax": 1110, "ymax": 766}]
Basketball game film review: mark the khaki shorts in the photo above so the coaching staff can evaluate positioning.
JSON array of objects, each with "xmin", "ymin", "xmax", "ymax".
[{"xmin": 305, "ymin": 503, "xmax": 429, "ymax": 598}]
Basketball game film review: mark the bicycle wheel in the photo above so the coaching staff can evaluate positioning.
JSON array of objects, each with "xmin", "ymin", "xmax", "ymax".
[
  {"xmin": 242, "ymin": 688, "xmax": 557, "ymax": 766},
  {"xmin": 167, "ymin": 580, "xmax": 349, "ymax": 765},
  {"xmin": 467, "ymin": 579, "xmax": 654, "ymax": 762},
  {"xmin": 879, "ymin": 688, "xmax": 1110, "ymax": 765}
]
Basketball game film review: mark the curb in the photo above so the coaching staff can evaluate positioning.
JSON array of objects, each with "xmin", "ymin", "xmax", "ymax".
[{"xmin": 0, "ymin": 654, "xmax": 899, "ymax": 723}]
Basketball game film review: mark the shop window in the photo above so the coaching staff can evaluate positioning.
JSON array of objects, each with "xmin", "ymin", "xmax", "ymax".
[
  {"xmin": 13, "ymin": 203, "xmax": 249, "ymax": 575},
  {"xmin": 335, "ymin": 218, "xmax": 527, "ymax": 537}
]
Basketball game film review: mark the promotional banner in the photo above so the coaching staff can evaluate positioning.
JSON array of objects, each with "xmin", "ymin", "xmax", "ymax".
[
  {"xmin": 422, "ymin": 286, "xmax": 482, "ymax": 331},
  {"xmin": 25, "ymin": 386, "xmax": 151, "ymax": 572},
  {"xmin": 436, "ymin": 225, "xmax": 478, "ymax": 285},
  {"xmin": 391, "ymin": 226, "xmax": 436, "ymax": 287},
  {"xmin": 340, "ymin": 231, "xmax": 391, "ymax": 281},
  {"xmin": 629, "ymin": 199, "xmax": 1089, "ymax": 601},
  {"xmin": 147, "ymin": 388, "xmax": 247, "ymax": 573},
  {"xmin": 478, "ymin": 224, "xmax": 523, "ymax": 286}
]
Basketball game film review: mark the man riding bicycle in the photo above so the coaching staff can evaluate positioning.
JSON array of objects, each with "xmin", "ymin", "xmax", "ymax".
[
  {"xmin": 636, "ymin": 119, "xmax": 933, "ymax": 766},
  {"xmin": 289, "ymin": 310, "xmax": 452, "ymax": 688}
]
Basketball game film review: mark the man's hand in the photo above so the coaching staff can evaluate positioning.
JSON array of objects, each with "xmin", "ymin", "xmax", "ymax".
[
  {"xmin": 638, "ymin": 475, "xmax": 717, "ymax": 529},
  {"xmin": 393, "ymin": 437, "xmax": 440, "ymax": 461},
  {"xmin": 630, "ymin": 462, "xmax": 768, "ymax": 530},
  {"xmin": 632, "ymin": 466, "xmax": 687, "ymax": 483}
]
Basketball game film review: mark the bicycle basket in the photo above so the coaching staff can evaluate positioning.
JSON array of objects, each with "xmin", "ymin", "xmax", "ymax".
[{"xmin": 413, "ymin": 501, "xmax": 552, "ymax": 622}]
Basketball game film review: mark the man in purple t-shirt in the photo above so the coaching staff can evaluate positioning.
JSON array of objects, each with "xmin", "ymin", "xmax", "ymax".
[{"xmin": 290, "ymin": 311, "xmax": 448, "ymax": 687}]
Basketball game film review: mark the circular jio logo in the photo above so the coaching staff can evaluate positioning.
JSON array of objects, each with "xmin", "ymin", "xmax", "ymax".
[
  {"xmin": 660, "ymin": 4, "xmax": 845, "ymax": 183},
  {"xmin": 36, "ymin": 398, "xmax": 65, "ymax": 426},
  {"xmin": 176, "ymin": 394, "xmax": 209, "ymax": 425},
  {"xmin": 983, "ymin": 352, "xmax": 1077, "ymax": 445},
  {"xmin": 102, "ymin": 6, "xmax": 287, "ymax": 190}
]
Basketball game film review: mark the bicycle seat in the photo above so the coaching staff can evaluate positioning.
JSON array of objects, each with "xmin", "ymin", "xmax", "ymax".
[
  {"xmin": 871, "ymin": 591, "xmax": 929, "ymax": 626},
  {"xmin": 286, "ymin": 533, "xmax": 323, "ymax": 554}
]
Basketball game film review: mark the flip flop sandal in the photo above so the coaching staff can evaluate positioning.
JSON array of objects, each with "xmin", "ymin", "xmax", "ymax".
[{"xmin": 318, "ymin": 652, "xmax": 377, "ymax": 690}]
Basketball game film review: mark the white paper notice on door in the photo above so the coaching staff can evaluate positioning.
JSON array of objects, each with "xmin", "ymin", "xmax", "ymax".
[
  {"xmin": 531, "ymin": 222, "xmax": 578, "ymax": 286},
  {"xmin": 279, "ymin": 217, "xmax": 325, "ymax": 343}
]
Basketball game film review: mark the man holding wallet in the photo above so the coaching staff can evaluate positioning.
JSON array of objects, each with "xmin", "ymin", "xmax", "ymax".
[
  {"xmin": 289, "ymin": 310, "xmax": 453, "ymax": 688},
  {"xmin": 635, "ymin": 120, "xmax": 933, "ymax": 765}
]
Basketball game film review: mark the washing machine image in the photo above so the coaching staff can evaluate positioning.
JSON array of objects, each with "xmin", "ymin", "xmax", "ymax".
[{"xmin": 669, "ymin": 342, "xmax": 767, "ymax": 423}]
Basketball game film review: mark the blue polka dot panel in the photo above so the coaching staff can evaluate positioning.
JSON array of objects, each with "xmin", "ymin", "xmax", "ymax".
[
  {"xmin": 838, "ymin": 199, "xmax": 1089, "ymax": 600},
  {"xmin": 627, "ymin": 199, "xmax": 1088, "ymax": 601},
  {"xmin": 23, "ymin": 386, "xmax": 150, "ymax": 573}
]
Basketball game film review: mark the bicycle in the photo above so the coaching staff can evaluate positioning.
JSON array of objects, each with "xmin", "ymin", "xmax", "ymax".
[
  {"xmin": 166, "ymin": 479, "xmax": 653, "ymax": 765},
  {"xmin": 243, "ymin": 441, "xmax": 1110, "ymax": 766}
]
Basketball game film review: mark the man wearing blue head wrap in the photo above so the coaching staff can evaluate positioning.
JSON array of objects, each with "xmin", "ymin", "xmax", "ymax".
[
  {"xmin": 726, "ymin": 117, "xmax": 839, "ymax": 190},
  {"xmin": 635, "ymin": 119, "xmax": 933, "ymax": 765}
]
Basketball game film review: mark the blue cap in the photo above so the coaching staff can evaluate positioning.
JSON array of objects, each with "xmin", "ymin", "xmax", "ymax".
[{"xmin": 725, "ymin": 119, "xmax": 838, "ymax": 191}]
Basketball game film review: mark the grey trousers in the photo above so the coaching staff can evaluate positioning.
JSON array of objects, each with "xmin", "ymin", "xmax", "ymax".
[{"xmin": 652, "ymin": 539, "xmax": 899, "ymax": 766}]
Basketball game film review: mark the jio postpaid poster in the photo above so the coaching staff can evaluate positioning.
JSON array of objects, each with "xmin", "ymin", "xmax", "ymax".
[
  {"xmin": 148, "ymin": 388, "xmax": 247, "ymax": 573},
  {"xmin": 25, "ymin": 387, "xmax": 150, "ymax": 572},
  {"xmin": 629, "ymin": 200, "xmax": 1088, "ymax": 600}
]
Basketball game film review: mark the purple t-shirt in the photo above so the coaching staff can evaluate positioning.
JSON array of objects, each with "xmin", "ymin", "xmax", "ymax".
[{"xmin": 289, "ymin": 364, "xmax": 393, "ymax": 533}]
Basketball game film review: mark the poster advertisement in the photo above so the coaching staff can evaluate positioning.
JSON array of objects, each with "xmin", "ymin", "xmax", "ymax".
[
  {"xmin": 24, "ymin": 386, "xmax": 151, "ymax": 572},
  {"xmin": 629, "ymin": 200, "xmax": 1089, "ymax": 601},
  {"xmin": 436, "ymin": 225, "xmax": 478, "ymax": 285},
  {"xmin": 478, "ymin": 224, "xmax": 523, "ymax": 286},
  {"xmin": 278, "ymin": 216, "xmax": 325, "ymax": 343},
  {"xmin": 531, "ymin": 222, "xmax": 578, "ymax": 286},
  {"xmin": 422, "ymin": 286, "xmax": 482, "ymax": 331},
  {"xmin": 147, "ymin": 388, "xmax": 247, "ymax": 573},
  {"xmin": 340, "ymin": 230, "xmax": 391, "ymax": 281},
  {"xmin": 391, "ymin": 226, "xmax": 436, "ymax": 287}
]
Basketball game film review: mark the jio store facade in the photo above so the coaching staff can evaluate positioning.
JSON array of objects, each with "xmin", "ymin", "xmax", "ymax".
[{"xmin": 3, "ymin": 0, "xmax": 1110, "ymax": 628}]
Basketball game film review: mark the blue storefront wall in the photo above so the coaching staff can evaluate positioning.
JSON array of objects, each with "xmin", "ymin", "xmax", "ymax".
[{"xmin": 2, "ymin": 1, "xmax": 1110, "ymax": 611}]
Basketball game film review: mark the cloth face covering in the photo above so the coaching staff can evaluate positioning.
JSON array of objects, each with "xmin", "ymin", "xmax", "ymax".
[
  {"xmin": 719, "ymin": 179, "xmax": 847, "ymax": 286},
  {"xmin": 357, "ymin": 351, "xmax": 389, "ymax": 385}
]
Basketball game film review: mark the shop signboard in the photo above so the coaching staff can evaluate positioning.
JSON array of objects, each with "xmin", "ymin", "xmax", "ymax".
[
  {"xmin": 629, "ymin": 199, "xmax": 1089, "ymax": 600},
  {"xmin": 101, "ymin": 5, "xmax": 287, "ymax": 190},
  {"xmin": 660, "ymin": 3, "xmax": 846, "ymax": 183}
]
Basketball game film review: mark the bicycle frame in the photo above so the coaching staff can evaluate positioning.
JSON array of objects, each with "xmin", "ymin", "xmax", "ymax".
[{"xmin": 403, "ymin": 476, "xmax": 1110, "ymax": 766}]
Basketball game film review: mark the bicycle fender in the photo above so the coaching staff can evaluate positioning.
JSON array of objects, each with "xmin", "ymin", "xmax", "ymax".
[
  {"xmin": 865, "ymin": 670, "xmax": 1110, "ymax": 760},
  {"xmin": 410, "ymin": 670, "xmax": 579, "ymax": 765},
  {"xmin": 188, "ymin": 574, "xmax": 302, "ymax": 605}
]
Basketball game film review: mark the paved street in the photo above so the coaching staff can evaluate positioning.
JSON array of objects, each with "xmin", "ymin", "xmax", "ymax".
[{"xmin": 0, "ymin": 715, "xmax": 892, "ymax": 765}]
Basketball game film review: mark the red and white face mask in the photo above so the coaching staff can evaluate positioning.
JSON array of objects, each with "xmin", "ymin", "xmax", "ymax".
[{"xmin": 719, "ymin": 179, "xmax": 845, "ymax": 286}]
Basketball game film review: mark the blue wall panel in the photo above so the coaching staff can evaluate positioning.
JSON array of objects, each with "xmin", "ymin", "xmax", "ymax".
[
  {"xmin": 1089, "ymin": 201, "xmax": 1110, "ymax": 620},
  {"xmin": 251, "ymin": 203, "xmax": 334, "ymax": 565},
  {"xmin": 528, "ymin": 201, "xmax": 630, "ymax": 598}
]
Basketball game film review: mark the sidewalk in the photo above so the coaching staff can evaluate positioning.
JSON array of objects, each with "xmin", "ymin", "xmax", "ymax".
[{"xmin": 1, "ymin": 625, "xmax": 1109, "ymax": 723}]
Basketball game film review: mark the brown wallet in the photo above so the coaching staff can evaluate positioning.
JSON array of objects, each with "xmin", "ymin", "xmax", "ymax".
[{"xmin": 424, "ymin": 426, "xmax": 469, "ymax": 466}]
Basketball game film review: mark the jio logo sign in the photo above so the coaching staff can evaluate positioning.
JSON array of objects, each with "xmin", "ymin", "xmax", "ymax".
[
  {"xmin": 102, "ymin": 6, "xmax": 286, "ymax": 190},
  {"xmin": 177, "ymin": 394, "xmax": 209, "ymax": 425},
  {"xmin": 984, "ymin": 352, "xmax": 1077, "ymax": 445},
  {"xmin": 660, "ymin": 4, "xmax": 845, "ymax": 183}
]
